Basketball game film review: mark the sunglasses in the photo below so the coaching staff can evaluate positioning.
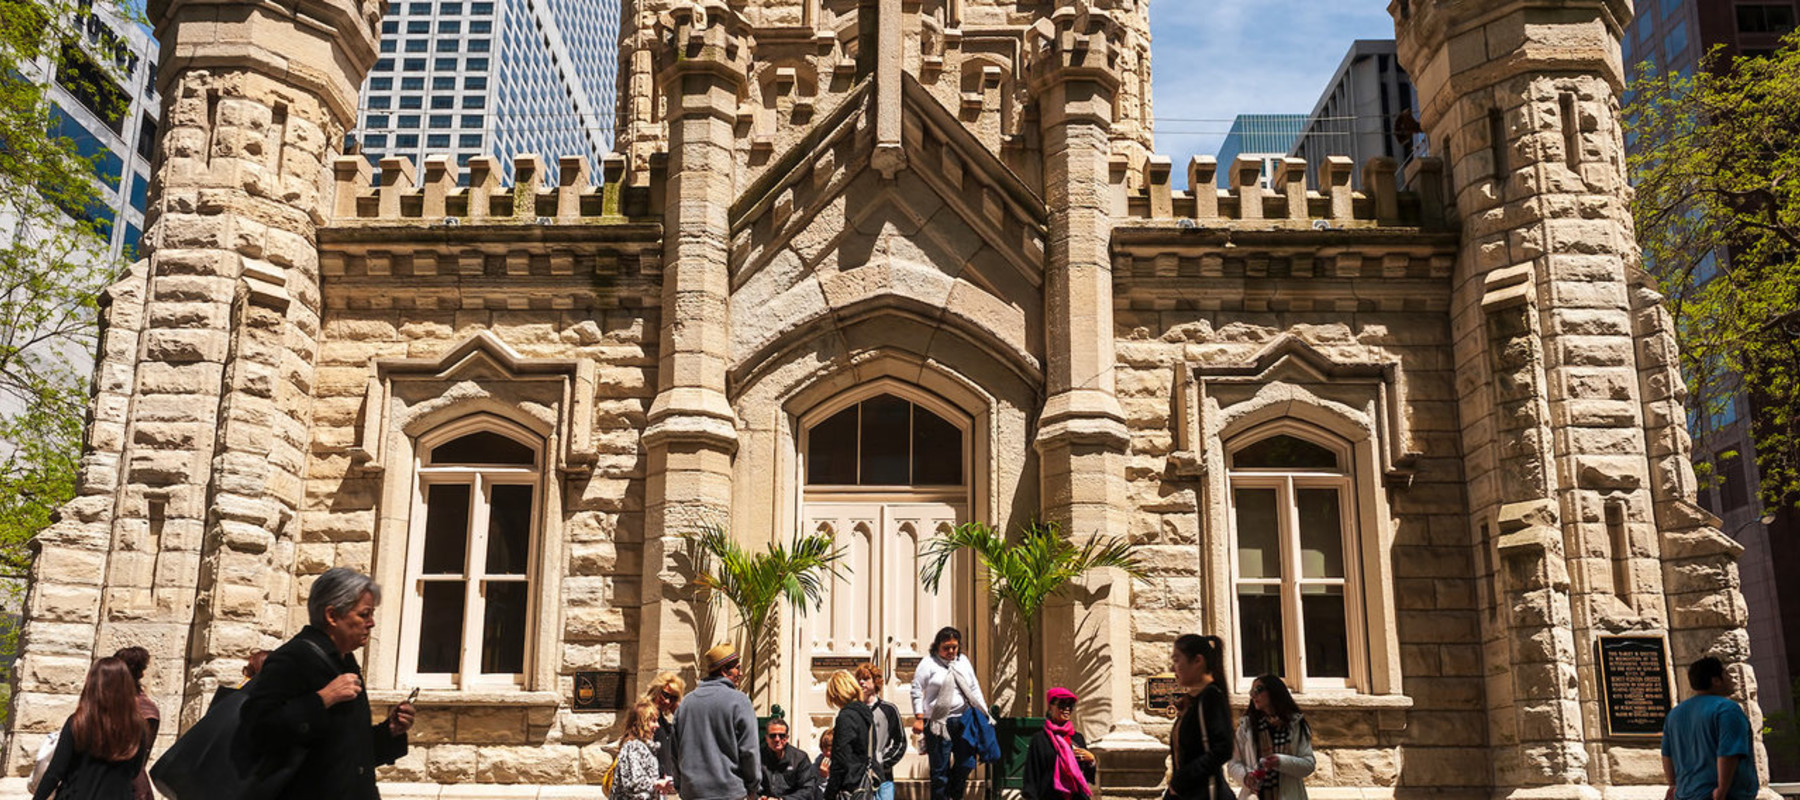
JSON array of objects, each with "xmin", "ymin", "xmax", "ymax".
[
  {"xmin": 767, "ymin": 733, "xmax": 789, "ymax": 740},
  {"xmin": 1050, "ymin": 700, "xmax": 1076, "ymax": 710},
  {"xmin": 660, "ymin": 691, "xmax": 679, "ymax": 702}
]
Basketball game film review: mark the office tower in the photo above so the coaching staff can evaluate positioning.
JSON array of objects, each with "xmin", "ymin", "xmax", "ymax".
[
  {"xmin": 16, "ymin": 0, "xmax": 162, "ymax": 262},
  {"xmin": 1288, "ymin": 40, "xmax": 1418, "ymax": 187},
  {"xmin": 353, "ymin": 0, "xmax": 620, "ymax": 179},
  {"xmin": 1215, "ymin": 114, "xmax": 1307, "ymax": 190},
  {"xmin": 1621, "ymin": 0, "xmax": 1800, "ymax": 750}
]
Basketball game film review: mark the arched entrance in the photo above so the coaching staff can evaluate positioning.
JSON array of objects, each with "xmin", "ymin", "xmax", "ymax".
[{"xmin": 790, "ymin": 386, "xmax": 973, "ymax": 780}]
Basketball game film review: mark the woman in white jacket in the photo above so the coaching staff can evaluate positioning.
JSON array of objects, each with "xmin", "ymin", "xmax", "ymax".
[{"xmin": 1226, "ymin": 675, "xmax": 1314, "ymax": 800}]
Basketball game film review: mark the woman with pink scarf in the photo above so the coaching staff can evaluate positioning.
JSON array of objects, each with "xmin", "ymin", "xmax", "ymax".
[{"xmin": 1022, "ymin": 688, "xmax": 1097, "ymax": 800}]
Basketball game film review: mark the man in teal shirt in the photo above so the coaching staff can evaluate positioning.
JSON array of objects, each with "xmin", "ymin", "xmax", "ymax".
[{"xmin": 1662, "ymin": 657, "xmax": 1758, "ymax": 800}]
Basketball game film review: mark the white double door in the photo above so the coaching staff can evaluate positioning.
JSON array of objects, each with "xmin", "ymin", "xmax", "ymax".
[{"xmin": 791, "ymin": 499, "xmax": 966, "ymax": 782}]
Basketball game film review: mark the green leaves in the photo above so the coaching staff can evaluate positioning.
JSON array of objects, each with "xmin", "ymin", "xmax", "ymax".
[
  {"xmin": 1626, "ymin": 33, "xmax": 1800, "ymax": 510},
  {"xmin": 920, "ymin": 521, "xmax": 1146, "ymax": 624},
  {"xmin": 686, "ymin": 523, "xmax": 847, "ymax": 696},
  {"xmin": 918, "ymin": 520, "xmax": 1145, "ymax": 710}
]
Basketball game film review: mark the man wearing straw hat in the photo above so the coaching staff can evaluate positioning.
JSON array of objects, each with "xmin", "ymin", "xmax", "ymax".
[{"xmin": 675, "ymin": 643, "xmax": 761, "ymax": 800}]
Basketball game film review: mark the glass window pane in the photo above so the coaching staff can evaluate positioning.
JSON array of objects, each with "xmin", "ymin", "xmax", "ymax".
[
  {"xmin": 1232, "ymin": 435, "xmax": 1338, "ymax": 470},
  {"xmin": 1296, "ymin": 488, "xmax": 1346, "ymax": 579},
  {"xmin": 860, "ymin": 395, "xmax": 911, "ymax": 485},
  {"xmin": 1238, "ymin": 586, "xmax": 1284, "ymax": 679},
  {"xmin": 417, "ymin": 581, "xmax": 465, "ymax": 673},
  {"xmin": 1234, "ymin": 488, "xmax": 1280, "ymax": 579},
  {"xmin": 1302, "ymin": 587, "xmax": 1350, "ymax": 679},
  {"xmin": 807, "ymin": 406, "xmax": 859, "ymax": 484},
  {"xmin": 422, "ymin": 484, "xmax": 470, "ymax": 574},
  {"xmin": 485, "ymin": 484, "xmax": 533, "ymax": 575},
  {"xmin": 482, "ymin": 581, "xmax": 528, "ymax": 673},
  {"xmin": 911, "ymin": 406, "xmax": 962, "ymax": 485},
  {"xmin": 430, "ymin": 430, "xmax": 535, "ymax": 464}
]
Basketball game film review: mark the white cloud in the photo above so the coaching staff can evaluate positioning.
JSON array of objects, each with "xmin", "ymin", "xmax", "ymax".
[{"xmin": 1149, "ymin": 0, "xmax": 1397, "ymax": 185}]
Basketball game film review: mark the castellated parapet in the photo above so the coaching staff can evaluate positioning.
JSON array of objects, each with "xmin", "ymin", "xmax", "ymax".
[{"xmin": 1, "ymin": 1, "xmax": 1777, "ymax": 799}]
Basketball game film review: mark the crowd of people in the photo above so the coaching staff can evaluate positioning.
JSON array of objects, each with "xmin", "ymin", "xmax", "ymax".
[{"xmin": 26, "ymin": 572, "xmax": 1762, "ymax": 800}]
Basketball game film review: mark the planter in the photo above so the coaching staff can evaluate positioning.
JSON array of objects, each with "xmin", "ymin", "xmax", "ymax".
[{"xmin": 988, "ymin": 712, "xmax": 1044, "ymax": 800}]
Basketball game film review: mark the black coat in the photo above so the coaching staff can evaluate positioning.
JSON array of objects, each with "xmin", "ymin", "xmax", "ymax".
[
  {"xmin": 761, "ymin": 744, "xmax": 818, "ymax": 800},
  {"xmin": 823, "ymin": 702, "xmax": 875, "ymax": 800},
  {"xmin": 31, "ymin": 718, "xmax": 151, "ymax": 800},
  {"xmin": 655, "ymin": 713, "xmax": 677, "ymax": 778},
  {"xmin": 240, "ymin": 626, "xmax": 408, "ymax": 800},
  {"xmin": 1022, "ymin": 729, "xmax": 1095, "ymax": 800},
  {"xmin": 1168, "ymin": 683, "xmax": 1232, "ymax": 800}
]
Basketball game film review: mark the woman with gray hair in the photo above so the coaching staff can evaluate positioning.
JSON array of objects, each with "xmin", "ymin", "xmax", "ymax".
[{"xmin": 240, "ymin": 567, "xmax": 416, "ymax": 799}]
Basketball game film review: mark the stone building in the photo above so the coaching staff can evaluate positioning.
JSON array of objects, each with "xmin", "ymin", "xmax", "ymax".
[{"xmin": 1, "ymin": 0, "xmax": 1782, "ymax": 798}]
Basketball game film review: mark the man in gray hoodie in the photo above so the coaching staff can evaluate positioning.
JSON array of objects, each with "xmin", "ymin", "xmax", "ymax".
[{"xmin": 675, "ymin": 643, "xmax": 761, "ymax": 800}]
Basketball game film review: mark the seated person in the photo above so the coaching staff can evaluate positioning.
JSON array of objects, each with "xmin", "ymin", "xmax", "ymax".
[{"xmin": 760, "ymin": 718, "xmax": 817, "ymax": 800}]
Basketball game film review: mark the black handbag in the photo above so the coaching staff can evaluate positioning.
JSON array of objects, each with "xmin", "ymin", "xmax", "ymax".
[{"xmin": 149, "ymin": 639, "xmax": 337, "ymax": 800}]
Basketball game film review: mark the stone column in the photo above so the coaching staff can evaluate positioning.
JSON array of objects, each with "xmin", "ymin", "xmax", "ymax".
[
  {"xmin": 637, "ymin": 1, "xmax": 749, "ymax": 688},
  {"xmin": 4, "ymin": 0, "xmax": 383, "ymax": 762},
  {"xmin": 1029, "ymin": 5, "xmax": 1160, "ymax": 792},
  {"xmin": 1397, "ymin": 0, "xmax": 1764, "ymax": 795}
]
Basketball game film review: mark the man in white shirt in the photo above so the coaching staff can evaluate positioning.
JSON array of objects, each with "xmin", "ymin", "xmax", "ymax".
[{"xmin": 909, "ymin": 627, "xmax": 987, "ymax": 800}]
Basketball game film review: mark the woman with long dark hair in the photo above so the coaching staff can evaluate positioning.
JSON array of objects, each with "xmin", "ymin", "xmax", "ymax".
[
  {"xmin": 1226, "ymin": 675, "xmax": 1314, "ymax": 800},
  {"xmin": 112, "ymin": 646, "xmax": 159, "ymax": 800},
  {"xmin": 1166, "ymin": 634, "xmax": 1232, "ymax": 800},
  {"xmin": 31, "ymin": 657, "xmax": 152, "ymax": 800}
]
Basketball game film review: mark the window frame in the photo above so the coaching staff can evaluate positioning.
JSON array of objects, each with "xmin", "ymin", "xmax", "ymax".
[
  {"xmin": 1225, "ymin": 425, "xmax": 1371, "ymax": 694},
  {"xmin": 397, "ymin": 416, "xmax": 546, "ymax": 691}
]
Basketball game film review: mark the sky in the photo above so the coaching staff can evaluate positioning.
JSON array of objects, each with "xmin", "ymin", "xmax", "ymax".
[{"xmin": 1147, "ymin": 1, "xmax": 1399, "ymax": 185}]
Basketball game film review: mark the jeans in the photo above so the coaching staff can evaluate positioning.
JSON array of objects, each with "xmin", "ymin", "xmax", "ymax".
[
  {"xmin": 875, "ymin": 781, "xmax": 895, "ymax": 800},
  {"xmin": 925, "ymin": 717, "xmax": 973, "ymax": 800}
]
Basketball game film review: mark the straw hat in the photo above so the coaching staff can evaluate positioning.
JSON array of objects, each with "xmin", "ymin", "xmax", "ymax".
[{"xmin": 704, "ymin": 642, "xmax": 740, "ymax": 673}]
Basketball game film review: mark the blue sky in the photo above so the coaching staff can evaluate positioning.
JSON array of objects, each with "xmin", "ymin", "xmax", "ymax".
[{"xmin": 1148, "ymin": 1, "xmax": 1398, "ymax": 184}]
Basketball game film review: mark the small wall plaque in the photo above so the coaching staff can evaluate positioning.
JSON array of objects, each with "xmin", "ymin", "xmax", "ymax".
[
  {"xmin": 1597, "ymin": 635, "xmax": 1673, "ymax": 737},
  {"xmin": 896, "ymin": 656, "xmax": 923, "ymax": 677},
  {"xmin": 1146, "ymin": 674, "xmax": 1183, "ymax": 718},
  {"xmin": 574, "ymin": 669, "xmax": 628, "ymax": 712},
  {"xmin": 810, "ymin": 656, "xmax": 866, "ymax": 671}
]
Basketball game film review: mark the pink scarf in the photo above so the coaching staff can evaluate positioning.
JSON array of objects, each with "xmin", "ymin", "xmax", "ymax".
[{"xmin": 1044, "ymin": 718, "xmax": 1090, "ymax": 798}]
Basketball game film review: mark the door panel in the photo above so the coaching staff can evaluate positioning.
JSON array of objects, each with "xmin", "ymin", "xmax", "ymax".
[{"xmin": 795, "ymin": 501, "xmax": 963, "ymax": 781}]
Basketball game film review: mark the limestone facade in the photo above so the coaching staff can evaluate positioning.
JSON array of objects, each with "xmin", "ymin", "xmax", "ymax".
[{"xmin": 2, "ymin": 0, "xmax": 1780, "ymax": 798}]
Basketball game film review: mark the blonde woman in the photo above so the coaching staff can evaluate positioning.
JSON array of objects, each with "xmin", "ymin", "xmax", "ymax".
[
  {"xmin": 642, "ymin": 672, "xmax": 686, "ymax": 781},
  {"xmin": 823, "ymin": 670, "xmax": 877, "ymax": 800},
  {"xmin": 615, "ymin": 701, "xmax": 672, "ymax": 800}
]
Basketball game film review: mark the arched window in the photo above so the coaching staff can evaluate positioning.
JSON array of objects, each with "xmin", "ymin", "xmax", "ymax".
[
  {"xmin": 804, "ymin": 394, "xmax": 964, "ymax": 487},
  {"xmin": 1228, "ymin": 428, "xmax": 1359, "ymax": 692},
  {"xmin": 401, "ymin": 416, "xmax": 542, "ymax": 689}
]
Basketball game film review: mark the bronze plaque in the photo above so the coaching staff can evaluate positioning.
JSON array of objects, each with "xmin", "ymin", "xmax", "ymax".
[
  {"xmin": 574, "ymin": 669, "xmax": 628, "ymax": 712},
  {"xmin": 1146, "ymin": 674, "xmax": 1183, "ymax": 718},
  {"xmin": 811, "ymin": 656, "xmax": 866, "ymax": 671},
  {"xmin": 1597, "ymin": 635, "xmax": 1672, "ymax": 737},
  {"xmin": 896, "ymin": 656, "xmax": 923, "ymax": 677}
]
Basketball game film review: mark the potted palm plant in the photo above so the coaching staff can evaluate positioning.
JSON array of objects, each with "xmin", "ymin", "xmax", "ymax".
[
  {"xmin": 918, "ymin": 520, "xmax": 1145, "ymax": 795},
  {"xmin": 687, "ymin": 523, "xmax": 847, "ymax": 702}
]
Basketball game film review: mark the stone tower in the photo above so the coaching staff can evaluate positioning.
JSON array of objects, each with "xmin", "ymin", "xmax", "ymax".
[
  {"xmin": 5, "ymin": 0, "xmax": 384, "ymax": 766},
  {"xmin": 1396, "ymin": 0, "xmax": 1773, "ymax": 795}
]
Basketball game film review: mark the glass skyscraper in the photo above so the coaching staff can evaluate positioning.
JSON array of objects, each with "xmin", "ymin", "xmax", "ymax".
[{"xmin": 353, "ymin": 0, "xmax": 620, "ymax": 181}]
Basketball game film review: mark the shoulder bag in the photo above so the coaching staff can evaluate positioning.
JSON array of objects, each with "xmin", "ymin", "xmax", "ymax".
[{"xmin": 149, "ymin": 638, "xmax": 338, "ymax": 800}]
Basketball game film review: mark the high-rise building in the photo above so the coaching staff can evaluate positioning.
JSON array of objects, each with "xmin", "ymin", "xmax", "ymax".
[
  {"xmin": 1621, "ymin": 0, "xmax": 1800, "ymax": 755},
  {"xmin": 1215, "ymin": 114, "xmax": 1307, "ymax": 190},
  {"xmin": 17, "ymin": 0, "xmax": 162, "ymax": 262},
  {"xmin": 351, "ymin": 0, "xmax": 620, "ymax": 179},
  {"xmin": 1288, "ymin": 40, "xmax": 1418, "ymax": 187}
]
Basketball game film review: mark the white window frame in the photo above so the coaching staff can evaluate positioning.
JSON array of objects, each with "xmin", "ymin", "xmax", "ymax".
[
  {"xmin": 1226, "ymin": 425, "xmax": 1369, "ymax": 694},
  {"xmin": 398, "ymin": 416, "xmax": 544, "ymax": 690}
]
